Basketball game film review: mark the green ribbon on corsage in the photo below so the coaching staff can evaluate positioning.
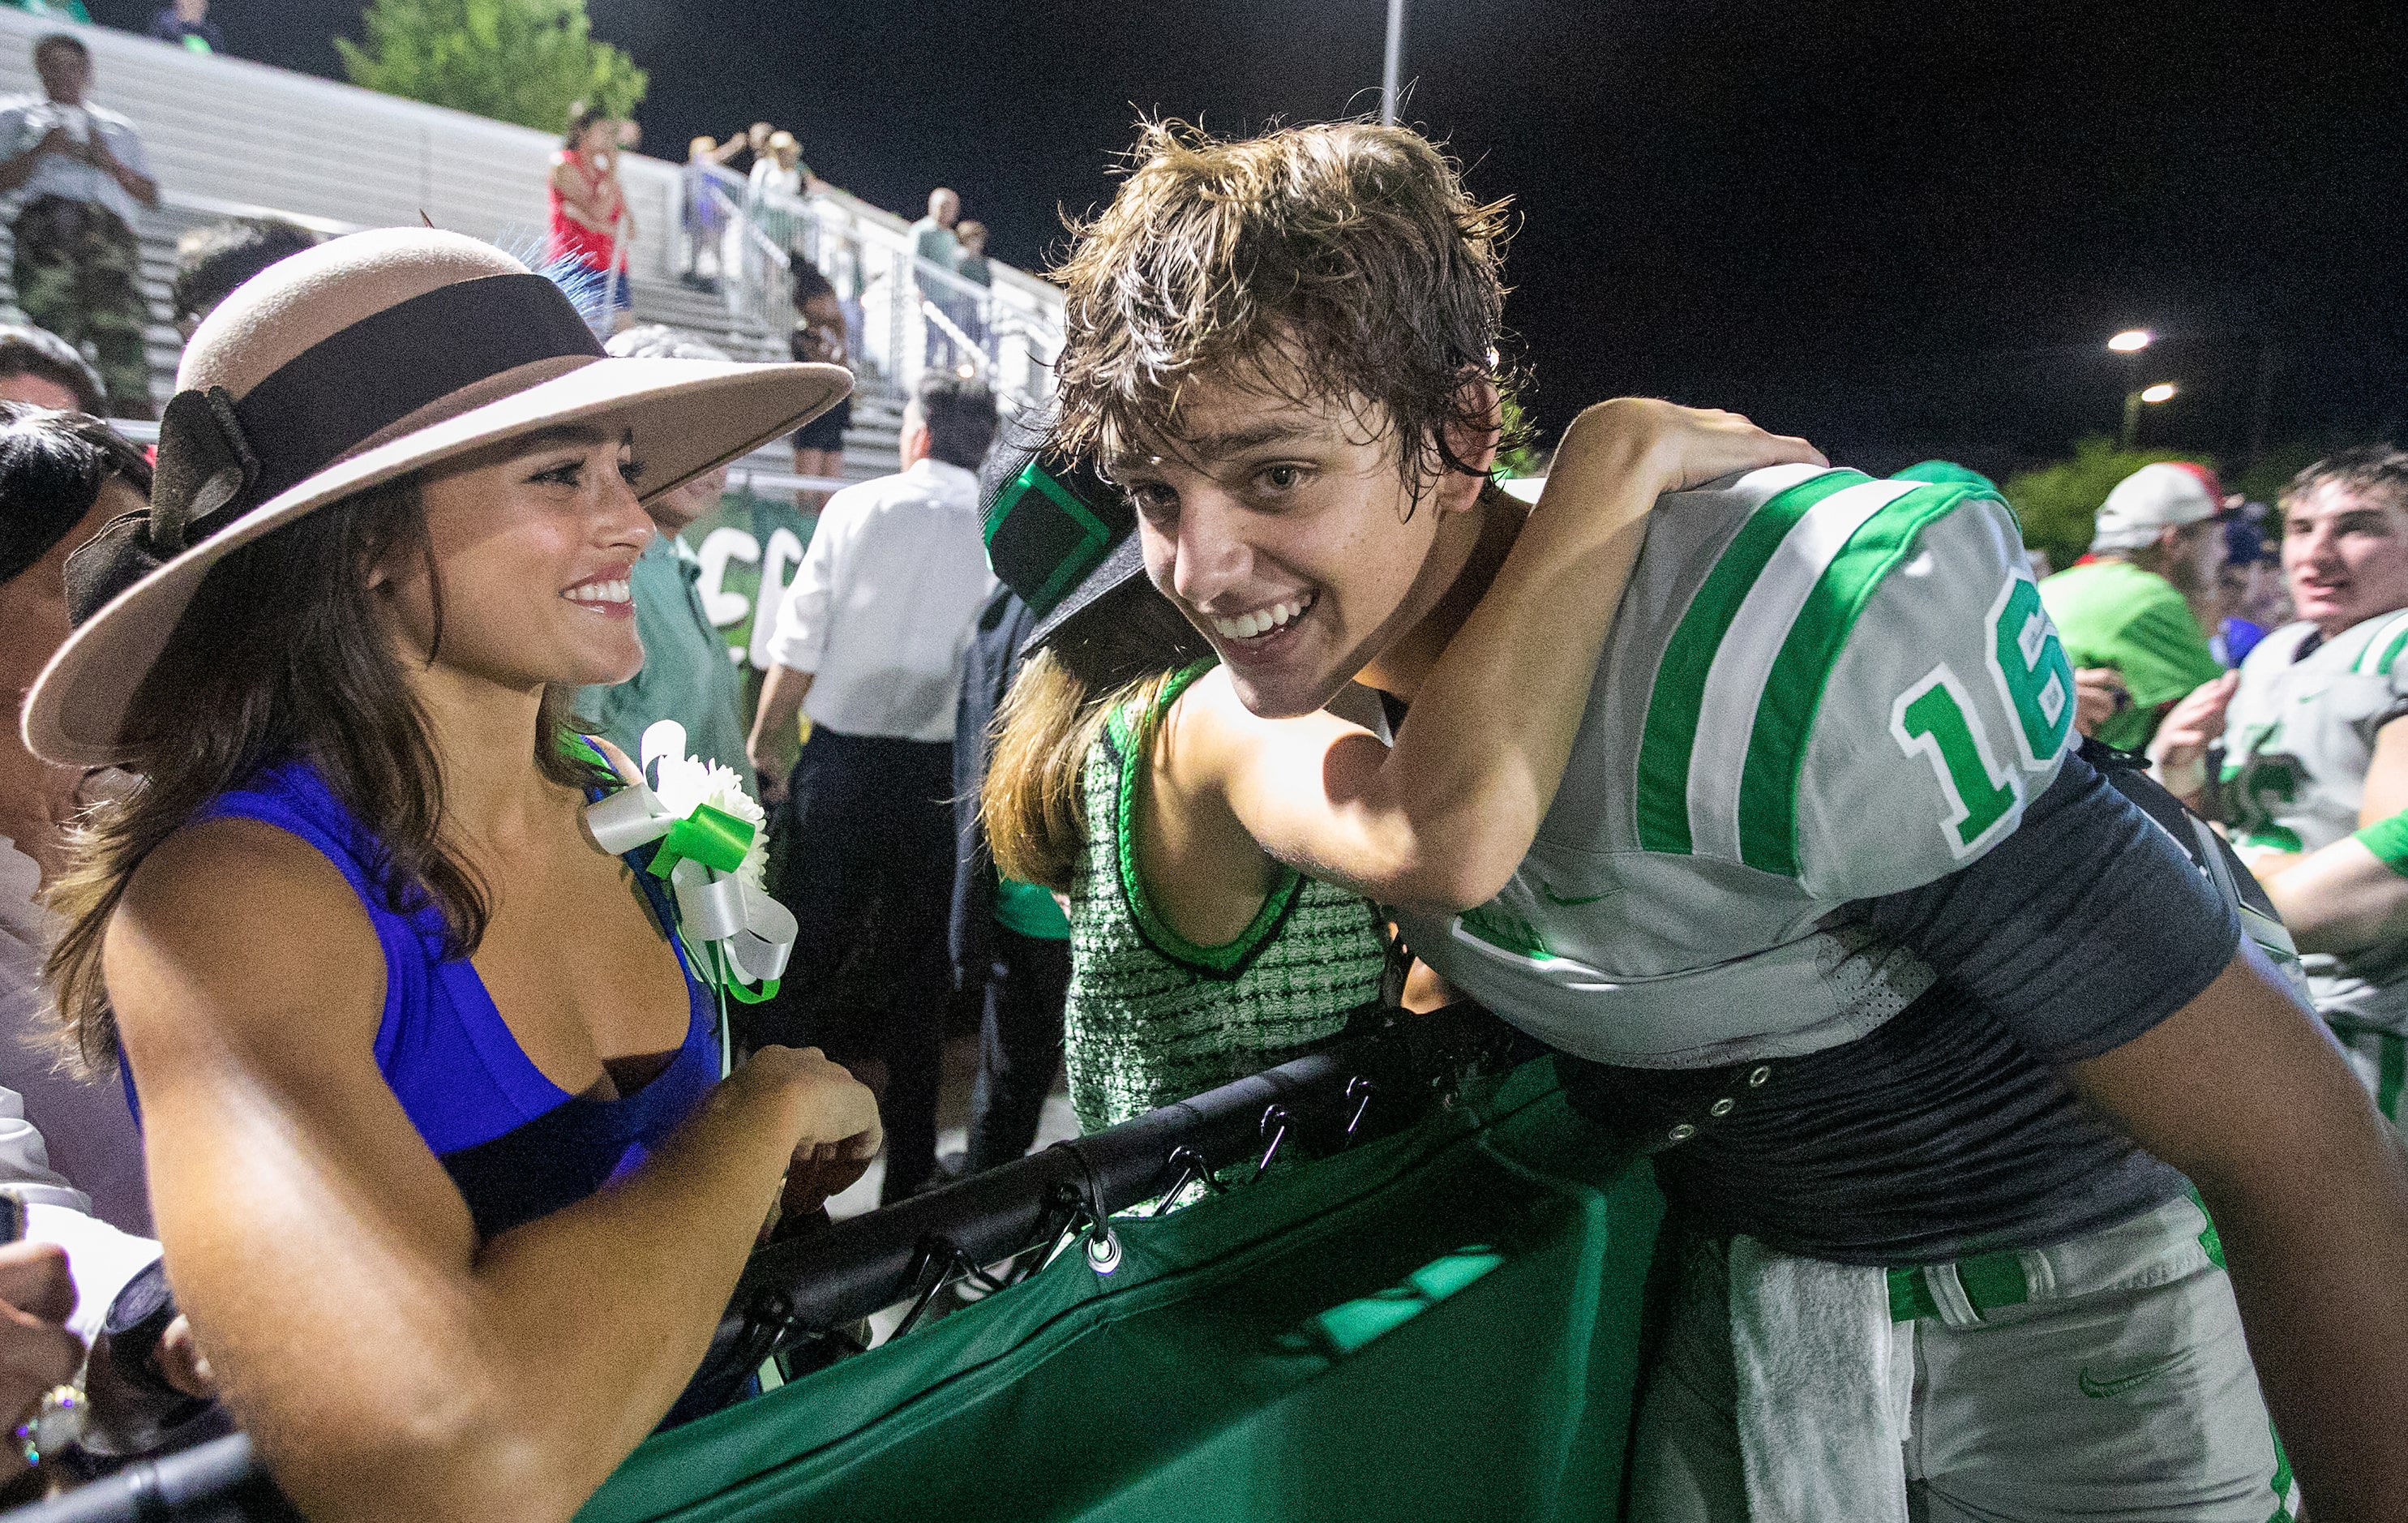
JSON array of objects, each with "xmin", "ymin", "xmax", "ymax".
[{"xmin": 583, "ymin": 724, "xmax": 798, "ymax": 1005}]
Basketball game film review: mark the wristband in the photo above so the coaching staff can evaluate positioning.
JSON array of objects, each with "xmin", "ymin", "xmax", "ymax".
[{"xmin": 2354, "ymin": 810, "xmax": 2408, "ymax": 878}]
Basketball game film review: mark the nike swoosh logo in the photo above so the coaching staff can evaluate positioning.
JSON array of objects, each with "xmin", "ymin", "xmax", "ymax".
[
  {"xmin": 1538, "ymin": 883, "xmax": 1608, "ymax": 907},
  {"xmin": 2078, "ymin": 1358, "xmax": 2179, "ymax": 1399}
]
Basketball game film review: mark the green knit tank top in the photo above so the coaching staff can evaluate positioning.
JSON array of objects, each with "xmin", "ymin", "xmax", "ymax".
[{"xmin": 1064, "ymin": 661, "xmax": 1389, "ymax": 1132}]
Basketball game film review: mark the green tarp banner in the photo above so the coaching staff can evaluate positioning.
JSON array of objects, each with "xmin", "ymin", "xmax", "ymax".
[{"xmin": 579, "ymin": 1062, "xmax": 1662, "ymax": 1523}]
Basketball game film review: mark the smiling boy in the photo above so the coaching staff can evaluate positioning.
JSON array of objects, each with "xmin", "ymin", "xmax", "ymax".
[
  {"xmin": 1048, "ymin": 120, "xmax": 2408, "ymax": 1520},
  {"xmin": 2155, "ymin": 446, "xmax": 2408, "ymax": 1122}
]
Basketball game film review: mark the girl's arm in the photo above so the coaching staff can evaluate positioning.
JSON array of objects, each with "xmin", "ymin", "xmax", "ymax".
[
  {"xmin": 1180, "ymin": 398, "xmax": 1822, "ymax": 913},
  {"xmin": 105, "ymin": 819, "xmax": 877, "ymax": 1523}
]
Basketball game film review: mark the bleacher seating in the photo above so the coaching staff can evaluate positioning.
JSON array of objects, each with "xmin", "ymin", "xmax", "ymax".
[{"xmin": 0, "ymin": 6, "xmax": 970, "ymax": 480}]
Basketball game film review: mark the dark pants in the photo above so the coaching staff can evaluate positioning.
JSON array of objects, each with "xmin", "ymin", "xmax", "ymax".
[
  {"xmin": 13, "ymin": 196, "xmax": 152, "ymax": 418},
  {"xmin": 962, "ymin": 925, "xmax": 1069, "ymax": 1174},
  {"xmin": 743, "ymin": 727, "xmax": 954, "ymax": 1203}
]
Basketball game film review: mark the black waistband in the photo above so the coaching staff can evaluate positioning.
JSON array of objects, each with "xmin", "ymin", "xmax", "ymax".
[{"xmin": 1555, "ymin": 982, "xmax": 2185, "ymax": 1263}]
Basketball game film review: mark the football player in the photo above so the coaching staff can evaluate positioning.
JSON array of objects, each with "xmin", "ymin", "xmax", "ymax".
[
  {"xmin": 2154, "ymin": 446, "xmax": 2408, "ymax": 1121},
  {"xmin": 1042, "ymin": 120, "xmax": 2407, "ymax": 1519}
]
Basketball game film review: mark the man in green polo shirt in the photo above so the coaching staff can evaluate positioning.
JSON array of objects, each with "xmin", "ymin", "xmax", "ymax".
[{"xmin": 2041, "ymin": 461, "xmax": 2230, "ymax": 750}]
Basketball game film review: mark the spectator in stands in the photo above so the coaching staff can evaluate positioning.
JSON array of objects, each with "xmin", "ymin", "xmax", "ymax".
[
  {"xmin": 746, "ymin": 374, "xmax": 999, "ymax": 1203},
  {"xmin": 0, "ymin": 34, "xmax": 160, "ymax": 419},
  {"xmin": 0, "ymin": 405, "xmax": 221, "ymax": 1464},
  {"xmin": 946, "ymin": 219, "xmax": 992, "ymax": 361},
  {"xmin": 2039, "ymin": 461, "xmax": 2228, "ymax": 750},
  {"xmin": 0, "ymin": 323, "xmax": 101, "ymax": 414},
  {"xmin": 572, "ymin": 325, "xmax": 749, "ymax": 776},
  {"xmin": 547, "ymin": 104, "xmax": 633, "ymax": 333},
  {"xmin": 169, "ymin": 217, "xmax": 315, "ymax": 339},
  {"xmin": 787, "ymin": 260, "xmax": 850, "ymax": 511},
  {"xmin": 0, "ymin": 404, "xmax": 152, "ymax": 1230},
  {"xmin": 746, "ymin": 130, "xmax": 821, "ymax": 267},
  {"xmin": 910, "ymin": 187, "xmax": 962, "ymax": 368},
  {"xmin": 736, "ymin": 120, "xmax": 772, "ymax": 174},
  {"xmin": 679, "ymin": 134, "xmax": 743, "ymax": 293},
  {"xmin": 147, "ymin": 0, "xmax": 225, "ymax": 54}
]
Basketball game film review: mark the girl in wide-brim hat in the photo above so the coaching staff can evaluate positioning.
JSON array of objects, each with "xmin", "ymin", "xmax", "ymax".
[{"xmin": 30, "ymin": 228, "xmax": 878, "ymax": 1519}]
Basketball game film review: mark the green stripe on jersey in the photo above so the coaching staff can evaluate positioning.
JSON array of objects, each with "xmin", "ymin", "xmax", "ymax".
[
  {"xmin": 1635, "ymin": 469, "xmax": 1872, "ymax": 854},
  {"xmin": 2359, "ymin": 609, "xmax": 2408, "ymax": 676},
  {"xmin": 1737, "ymin": 483, "xmax": 1980, "ymax": 874}
]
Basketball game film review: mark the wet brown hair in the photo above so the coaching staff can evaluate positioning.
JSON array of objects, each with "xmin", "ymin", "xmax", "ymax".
[
  {"xmin": 2282, "ymin": 444, "xmax": 2408, "ymax": 518},
  {"xmin": 1050, "ymin": 119, "xmax": 1521, "ymax": 493},
  {"xmin": 44, "ymin": 476, "xmax": 602, "ymax": 1071}
]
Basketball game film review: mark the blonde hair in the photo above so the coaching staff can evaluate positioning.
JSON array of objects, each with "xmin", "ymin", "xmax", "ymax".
[{"xmin": 982, "ymin": 647, "xmax": 1178, "ymax": 893}]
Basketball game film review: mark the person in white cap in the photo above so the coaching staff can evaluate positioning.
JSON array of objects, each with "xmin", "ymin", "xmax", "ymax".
[
  {"xmin": 24, "ymin": 229, "xmax": 878, "ymax": 1519},
  {"xmin": 2039, "ymin": 461, "xmax": 2230, "ymax": 749}
]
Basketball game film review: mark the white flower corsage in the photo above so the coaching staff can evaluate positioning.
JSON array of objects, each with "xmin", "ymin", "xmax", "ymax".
[{"xmin": 585, "ymin": 719, "xmax": 797, "ymax": 1002}]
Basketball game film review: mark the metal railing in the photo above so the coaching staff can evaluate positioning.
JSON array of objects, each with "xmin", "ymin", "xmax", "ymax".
[{"xmin": 0, "ymin": 1006, "xmax": 1532, "ymax": 1523}]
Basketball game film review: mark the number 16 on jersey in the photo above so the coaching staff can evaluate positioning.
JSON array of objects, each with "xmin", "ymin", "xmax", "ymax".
[{"xmin": 1890, "ymin": 576, "xmax": 2077, "ymax": 858}]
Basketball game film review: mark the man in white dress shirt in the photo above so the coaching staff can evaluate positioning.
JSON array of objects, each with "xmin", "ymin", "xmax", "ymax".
[{"xmin": 746, "ymin": 373, "xmax": 998, "ymax": 1202}]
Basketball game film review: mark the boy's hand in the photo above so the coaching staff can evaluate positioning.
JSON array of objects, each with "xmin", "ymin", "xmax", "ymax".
[
  {"xmin": 2148, "ymin": 670, "xmax": 2239, "ymax": 803},
  {"xmin": 2074, "ymin": 667, "xmax": 2131, "ymax": 736}
]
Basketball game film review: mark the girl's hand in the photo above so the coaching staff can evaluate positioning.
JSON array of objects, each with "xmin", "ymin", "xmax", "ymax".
[{"xmin": 740, "ymin": 1046, "xmax": 883, "ymax": 1214}]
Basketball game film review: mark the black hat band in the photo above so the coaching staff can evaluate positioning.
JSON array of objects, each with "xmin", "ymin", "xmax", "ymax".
[{"xmin": 64, "ymin": 272, "xmax": 606, "ymax": 626}]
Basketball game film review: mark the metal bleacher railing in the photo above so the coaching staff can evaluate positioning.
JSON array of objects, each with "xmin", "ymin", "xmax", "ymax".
[
  {"xmin": 686, "ymin": 161, "xmax": 1063, "ymax": 414},
  {"xmin": 0, "ymin": 5, "xmax": 1064, "ymax": 477}
]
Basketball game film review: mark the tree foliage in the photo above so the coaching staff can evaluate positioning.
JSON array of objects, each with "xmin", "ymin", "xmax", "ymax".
[
  {"xmin": 2002, "ymin": 435, "xmax": 2213, "ymax": 574},
  {"xmin": 337, "ymin": 0, "xmax": 646, "ymax": 135}
]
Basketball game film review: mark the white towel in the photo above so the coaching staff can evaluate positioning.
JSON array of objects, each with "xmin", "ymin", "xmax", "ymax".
[{"xmin": 1728, "ymin": 1233, "xmax": 1910, "ymax": 1521}]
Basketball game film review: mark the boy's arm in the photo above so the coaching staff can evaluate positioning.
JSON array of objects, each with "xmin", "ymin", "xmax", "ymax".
[
  {"xmin": 2260, "ymin": 719, "xmax": 2408, "ymax": 949},
  {"xmin": 2071, "ymin": 947, "xmax": 2408, "ymax": 1523},
  {"xmin": 1197, "ymin": 399, "xmax": 1820, "ymax": 912},
  {"xmin": 1862, "ymin": 750, "xmax": 2408, "ymax": 1522}
]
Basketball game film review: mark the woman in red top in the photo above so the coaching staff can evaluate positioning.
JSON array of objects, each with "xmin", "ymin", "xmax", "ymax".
[{"xmin": 549, "ymin": 106, "xmax": 634, "ymax": 332}]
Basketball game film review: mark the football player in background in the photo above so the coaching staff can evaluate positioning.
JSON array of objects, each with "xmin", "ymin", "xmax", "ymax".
[
  {"xmin": 1045, "ymin": 119, "xmax": 2406, "ymax": 1520},
  {"xmin": 2154, "ymin": 445, "xmax": 2408, "ymax": 1122}
]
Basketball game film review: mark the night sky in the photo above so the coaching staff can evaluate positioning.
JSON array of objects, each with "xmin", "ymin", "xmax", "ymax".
[{"xmin": 92, "ymin": 0, "xmax": 2408, "ymax": 477}]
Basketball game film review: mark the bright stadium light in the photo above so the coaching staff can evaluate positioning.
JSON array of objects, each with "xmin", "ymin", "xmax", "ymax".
[
  {"xmin": 2140, "ymin": 382, "xmax": 2179, "ymax": 403},
  {"xmin": 2108, "ymin": 329, "xmax": 2153, "ymax": 353}
]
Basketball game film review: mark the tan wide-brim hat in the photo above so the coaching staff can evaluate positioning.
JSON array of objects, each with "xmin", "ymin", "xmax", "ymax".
[{"xmin": 23, "ymin": 228, "xmax": 850, "ymax": 766}]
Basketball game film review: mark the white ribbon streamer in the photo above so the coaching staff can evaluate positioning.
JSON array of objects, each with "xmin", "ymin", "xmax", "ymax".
[{"xmin": 584, "ymin": 721, "xmax": 797, "ymax": 989}]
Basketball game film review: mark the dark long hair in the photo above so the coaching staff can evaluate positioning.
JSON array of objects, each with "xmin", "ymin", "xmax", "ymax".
[{"xmin": 45, "ymin": 475, "xmax": 602, "ymax": 1070}]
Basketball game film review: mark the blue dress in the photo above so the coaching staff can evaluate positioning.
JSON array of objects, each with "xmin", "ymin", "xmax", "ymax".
[{"xmin": 185, "ymin": 754, "xmax": 722, "ymax": 1239}]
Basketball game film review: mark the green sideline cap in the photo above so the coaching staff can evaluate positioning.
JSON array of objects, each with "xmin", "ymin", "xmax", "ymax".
[{"xmin": 981, "ymin": 433, "xmax": 1129, "ymax": 619}]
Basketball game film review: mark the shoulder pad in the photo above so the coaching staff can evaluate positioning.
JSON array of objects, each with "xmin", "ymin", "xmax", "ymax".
[{"xmin": 1633, "ymin": 468, "xmax": 2071, "ymax": 899}]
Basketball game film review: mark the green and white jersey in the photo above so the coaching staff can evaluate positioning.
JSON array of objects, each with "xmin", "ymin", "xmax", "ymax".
[
  {"xmin": 2221, "ymin": 609, "xmax": 2408, "ymax": 1029},
  {"xmin": 1394, "ymin": 465, "xmax": 2076, "ymax": 1069}
]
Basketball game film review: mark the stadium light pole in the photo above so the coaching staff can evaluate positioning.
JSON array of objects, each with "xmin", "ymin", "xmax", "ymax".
[{"xmin": 1382, "ymin": 0, "xmax": 1406, "ymax": 125}]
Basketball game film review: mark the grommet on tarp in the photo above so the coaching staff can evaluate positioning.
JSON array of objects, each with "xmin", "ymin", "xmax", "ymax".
[{"xmin": 1044, "ymin": 1139, "xmax": 1121, "ymax": 1276}]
